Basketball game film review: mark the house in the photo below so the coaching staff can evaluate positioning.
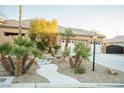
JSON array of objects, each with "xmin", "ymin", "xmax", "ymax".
[
  {"xmin": 0, "ymin": 18, "xmax": 105, "ymax": 53},
  {"xmin": 104, "ymin": 35, "xmax": 124, "ymax": 54}
]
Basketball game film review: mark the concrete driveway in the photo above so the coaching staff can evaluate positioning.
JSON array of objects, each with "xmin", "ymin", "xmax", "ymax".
[{"xmin": 89, "ymin": 54, "xmax": 124, "ymax": 72}]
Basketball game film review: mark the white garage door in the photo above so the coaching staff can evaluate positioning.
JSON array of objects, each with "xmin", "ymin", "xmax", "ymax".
[
  {"xmin": 60, "ymin": 40, "xmax": 102, "ymax": 55},
  {"xmin": 60, "ymin": 40, "xmax": 66, "ymax": 52},
  {"xmin": 60, "ymin": 40, "xmax": 75, "ymax": 55},
  {"xmin": 90, "ymin": 42, "xmax": 102, "ymax": 53}
]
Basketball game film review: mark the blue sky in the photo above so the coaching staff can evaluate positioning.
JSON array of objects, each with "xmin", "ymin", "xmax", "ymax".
[{"xmin": 0, "ymin": 5, "xmax": 124, "ymax": 38}]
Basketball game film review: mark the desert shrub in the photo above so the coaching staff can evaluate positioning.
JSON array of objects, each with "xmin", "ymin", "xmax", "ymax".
[
  {"xmin": 53, "ymin": 44, "xmax": 61, "ymax": 53},
  {"xmin": 53, "ymin": 45, "xmax": 61, "ymax": 50},
  {"xmin": 63, "ymin": 48, "xmax": 70, "ymax": 57},
  {"xmin": 75, "ymin": 66, "xmax": 86, "ymax": 74}
]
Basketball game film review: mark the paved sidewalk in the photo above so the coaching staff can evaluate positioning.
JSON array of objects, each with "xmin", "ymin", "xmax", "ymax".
[{"xmin": 1, "ymin": 83, "xmax": 124, "ymax": 88}]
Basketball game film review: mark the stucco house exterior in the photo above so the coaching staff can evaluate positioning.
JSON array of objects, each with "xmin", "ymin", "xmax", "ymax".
[
  {"xmin": 104, "ymin": 35, "xmax": 124, "ymax": 54},
  {"xmin": 0, "ymin": 18, "xmax": 105, "ymax": 53}
]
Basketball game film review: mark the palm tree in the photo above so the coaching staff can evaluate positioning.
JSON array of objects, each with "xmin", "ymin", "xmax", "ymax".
[
  {"xmin": 12, "ymin": 36, "xmax": 42, "ymax": 75},
  {"xmin": 0, "ymin": 42, "xmax": 14, "ymax": 75},
  {"xmin": 74, "ymin": 42, "xmax": 90, "ymax": 71},
  {"xmin": 68, "ymin": 42, "xmax": 90, "ymax": 74},
  {"xmin": 0, "ymin": 36, "xmax": 42, "ymax": 76},
  {"xmin": 62, "ymin": 28, "xmax": 74, "ymax": 51},
  {"xmin": 19, "ymin": 5, "xmax": 22, "ymax": 36}
]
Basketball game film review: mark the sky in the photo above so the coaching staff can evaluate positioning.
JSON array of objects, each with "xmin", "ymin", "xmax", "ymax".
[{"xmin": 0, "ymin": 5, "xmax": 124, "ymax": 38}]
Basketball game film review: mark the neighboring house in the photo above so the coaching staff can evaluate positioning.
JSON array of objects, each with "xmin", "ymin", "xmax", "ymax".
[
  {"xmin": 0, "ymin": 18, "xmax": 105, "ymax": 53},
  {"xmin": 104, "ymin": 35, "xmax": 124, "ymax": 54}
]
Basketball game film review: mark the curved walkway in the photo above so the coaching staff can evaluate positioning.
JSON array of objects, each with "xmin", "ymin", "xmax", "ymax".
[{"xmin": 36, "ymin": 64, "xmax": 80, "ymax": 84}]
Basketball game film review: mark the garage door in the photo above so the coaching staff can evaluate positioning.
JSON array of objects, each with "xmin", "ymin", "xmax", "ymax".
[
  {"xmin": 106, "ymin": 45, "xmax": 124, "ymax": 54},
  {"xmin": 90, "ymin": 42, "xmax": 102, "ymax": 53}
]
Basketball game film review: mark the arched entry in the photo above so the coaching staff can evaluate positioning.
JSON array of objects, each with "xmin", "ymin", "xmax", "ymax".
[{"xmin": 106, "ymin": 45, "xmax": 124, "ymax": 54}]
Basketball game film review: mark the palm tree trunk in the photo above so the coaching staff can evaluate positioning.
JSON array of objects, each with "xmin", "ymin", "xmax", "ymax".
[
  {"xmin": 24, "ymin": 57, "xmax": 35, "ymax": 73},
  {"xmin": 65, "ymin": 37, "xmax": 69, "ymax": 51},
  {"xmin": 74, "ymin": 54, "xmax": 80, "ymax": 67},
  {"xmin": 8, "ymin": 56, "xmax": 15, "ymax": 72},
  {"xmin": 1, "ymin": 55, "xmax": 14, "ymax": 75},
  {"xmin": 22, "ymin": 54, "xmax": 28, "ymax": 74},
  {"xmin": 75, "ymin": 58, "xmax": 82, "ymax": 68},
  {"xmin": 75, "ymin": 57, "xmax": 82, "ymax": 72},
  {"xmin": 69, "ymin": 57, "xmax": 74, "ymax": 68},
  {"xmin": 15, "ymin": 57, "xmax": 22, "ymax": 76}
]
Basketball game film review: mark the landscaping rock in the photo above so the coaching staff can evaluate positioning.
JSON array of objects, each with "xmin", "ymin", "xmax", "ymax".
[
  {"xmin": 108, "ymin": 68, "xmax": 118, "ymax": 75},
  {"xmin": 54, "ymin": 55, "xmax": 62, "ymax": 59}
]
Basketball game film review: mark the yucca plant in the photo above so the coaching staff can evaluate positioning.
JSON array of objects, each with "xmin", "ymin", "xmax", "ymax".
[{"xmin": 0, "ymin": 36, "xmax": 42, "ymax": 76}]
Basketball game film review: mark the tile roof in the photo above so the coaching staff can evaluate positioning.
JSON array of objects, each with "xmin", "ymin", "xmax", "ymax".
[
  {"xmin": 105, "ymin": 35, "xmax": 124, "ymax": 43},
  {"xmin": 0, "ymin": 20, "xmax": 105, "ymax": 38},
  {"xmin": 1, "ymin": 20, "xmax": 29, "ymax": 28}
]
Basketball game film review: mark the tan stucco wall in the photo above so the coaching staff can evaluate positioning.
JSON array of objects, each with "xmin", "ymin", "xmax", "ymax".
[
  {"xmin": 59, "ymin": 35, "xmax": 103, "ymax": 42},
  {"xmin": 0, "ymin": 27, "xmax": 27, "ymax": 34},
  {"xmin": 0, "ymin": 27, "xmax": 104, "ymax": 45},
  {"xmin": 0, "ymin": 27, "xmax": 27, "ymax": 44}
]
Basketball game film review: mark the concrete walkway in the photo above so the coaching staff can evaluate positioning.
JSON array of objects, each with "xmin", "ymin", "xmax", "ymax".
[{"xmin": 36, "ymin": 64, "xmax": 80, "ymax": 84}]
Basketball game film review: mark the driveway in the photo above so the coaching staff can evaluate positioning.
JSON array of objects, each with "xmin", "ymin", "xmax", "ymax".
[{"xmin": 89, "ymin": 54, "xmax": 124, "ymax": 72}]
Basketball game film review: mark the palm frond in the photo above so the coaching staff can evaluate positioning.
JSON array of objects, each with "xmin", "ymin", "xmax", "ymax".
[
  {"xmin": 29, "ymin": 47, "xmax": 42, "ymax": 58},
  {"xmin": 61, "ymin": 28, "xmax": 75, "ymax": 37},
  {"xmin": 74, "ymin": 42, "xmax": 90, "ymax": 60},
  {"xmin": 0, "ymin": 42, "xmax": 12, "ymax": 55},
  {"xmin": 10, "ymin": 45, "xmax": 28, "ymax": 58},
  {"xmin": 14, "ymin": 36, "xmax": 37, "ymax": 48}
]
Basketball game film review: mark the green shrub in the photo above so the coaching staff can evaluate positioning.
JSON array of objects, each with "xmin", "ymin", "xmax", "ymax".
[
  {"xmin": 53, "ymin": 45, "xmax": 61, "ymax": 50},
  {"xmin": 63, "ymin": 48, "xmax": 70, "ymax": 57},
  {"xmin": 75, "ymin": 66, "xmax": 86, "ymax": 74},
  {"xmin": 53, "ymin": 45, "xmax": 61, "ymax": 54}
]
